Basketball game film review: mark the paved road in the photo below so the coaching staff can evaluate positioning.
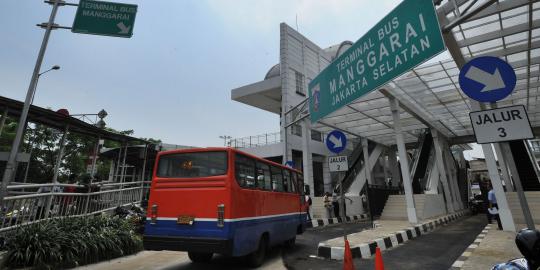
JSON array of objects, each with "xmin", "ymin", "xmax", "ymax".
[
  {"xmin": 77, "ymin": 220, "xmax": 371, "ymax": 270},
  {"xmin": 292, "ymin": 215, "xmax": 487, "ymax": 270},
  {"xmin": 356, "ymin": 215, "xmax": 487, "ymax": 270},
  {"xmin": 283, "ymin": 220, "xmax": 372, "ymax": 269},
  {"xmin": 79, "ymin": 216, "xmax": 485, "ymax": 270}
]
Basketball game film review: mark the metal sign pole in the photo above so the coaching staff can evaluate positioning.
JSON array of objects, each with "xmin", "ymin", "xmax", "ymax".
[{"xmin": 0, "ymin": 0, "xmax": 61, "ymax": 203}]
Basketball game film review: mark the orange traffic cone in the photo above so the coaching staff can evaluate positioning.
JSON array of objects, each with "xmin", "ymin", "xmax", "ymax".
[
  {"xmin": 343, "ymin": 239, "xmax": 355, "ymax": 270},
  {"xmin": 375, "ymin": 246, "xmax": 385, "ymax": 270}
]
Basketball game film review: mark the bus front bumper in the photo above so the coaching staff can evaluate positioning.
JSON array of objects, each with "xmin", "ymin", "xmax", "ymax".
[{"xmin": 143, "ymin": 235, "xmax": 233, "ymax": 255}]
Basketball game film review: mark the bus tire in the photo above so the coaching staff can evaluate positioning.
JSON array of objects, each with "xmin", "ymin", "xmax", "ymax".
[
  {"xmin": 188, "ymin": 251, "xmax": 213, "ymax": 263},
  {"xmin": 246, "ymin": 235, "xmax": 267, "ymax": 267}
]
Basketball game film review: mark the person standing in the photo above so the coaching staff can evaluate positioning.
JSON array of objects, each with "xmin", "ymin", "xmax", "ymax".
[
  {"xmin": 360, "ymin": 193, "xmax": 367, "ymax": 213},
  {"xmin": 332, "ymin": 193, "xmax": 340, "ymax": 218},
  {"xmin": 305, "ymin": 192, "xmax": 312, "ymax": 222},
  {"xmin": 487, "ymin": 183, "xmax": 503, "ymax": 230},
  {"xmin": 323, "ymin": 192, "xmax": 333, "ymax": 218}
]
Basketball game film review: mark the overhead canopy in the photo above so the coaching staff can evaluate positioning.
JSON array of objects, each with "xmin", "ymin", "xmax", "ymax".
[
  {"xmin": 0, "ymin": 95, "xmax": 146, "ymax": 143},
  {"xmin": 310, "ymin": 0, "xmax": 539, "ymax": 146}
]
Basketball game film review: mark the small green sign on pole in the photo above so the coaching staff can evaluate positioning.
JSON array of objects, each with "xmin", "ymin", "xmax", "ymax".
[
  {"xmin": 309, "ymin": 0, "xmax": 445, "ymax": 123},
  {"xmin": 72, "ymin": 0, "xmax": 137, "ymax": 38}
]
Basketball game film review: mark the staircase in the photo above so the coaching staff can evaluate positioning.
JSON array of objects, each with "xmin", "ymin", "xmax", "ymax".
[
  {"xmin": 506, "ymin": 191, "xmax": 540, "ymax": 224},
  {"xmin": 509, "ymin": 141, "xmax": 540, "ymax": 191},
  {"xmin": 380, "ymin": 194, "xmax": 448, "ymax": 221},
  {"xmin": 380, "ymin": 195, "xmax": 421, "ymax": 220},
  {"xmin": 409, "ymin": 131, "xmax": 433, "ymax": 194}
]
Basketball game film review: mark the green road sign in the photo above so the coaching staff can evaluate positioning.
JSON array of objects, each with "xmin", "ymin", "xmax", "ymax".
[
  {"xmin": 309, "ymin": 0, "xmax": 445, "ymax": 123},
  {"xmin": 72, "ymin": 0, "xmax": 137, "ymax": 38}
]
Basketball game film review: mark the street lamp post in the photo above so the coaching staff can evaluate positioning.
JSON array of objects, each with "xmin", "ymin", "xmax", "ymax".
[
  {"xmin": 219, "ymin": 135, "xmax": 231, "ymax": 146},
  {"xmin": 21, "ymin": 65, "xmax": 61, "ymax": 183},
  {"xmin": 1, "ymin": 0, "xmax": 62, "ymax": 202}
]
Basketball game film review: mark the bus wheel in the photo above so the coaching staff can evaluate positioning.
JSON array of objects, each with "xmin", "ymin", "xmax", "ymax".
[
  {"xmin": 247, "ymin": 235, "xmax": 267, "ymax": 267},
  {"xmin": 188, "ymin": 252, "xmax": 213, "ymax": 263},
  {"xmin": 284, "ymin": 236, "xmax": 296, "ymax": 248}
]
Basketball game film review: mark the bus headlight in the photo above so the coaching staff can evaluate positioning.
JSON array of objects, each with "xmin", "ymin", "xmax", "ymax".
[
  {"xmin": 150, "ymin": 204, "xmax": 158, "ymax": 224},
  {"xmin": 217, "ymin": 204, "xmax": 225, "ymax": 227}
]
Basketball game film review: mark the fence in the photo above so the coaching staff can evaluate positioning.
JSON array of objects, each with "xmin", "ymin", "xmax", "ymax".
[
  {"xmin": 0, "ymin": 181, "xmax": 151, "ymax": 233},
  {"xmin": 228, "ymin": 132, "xmax": 281, "ymax": 148}
]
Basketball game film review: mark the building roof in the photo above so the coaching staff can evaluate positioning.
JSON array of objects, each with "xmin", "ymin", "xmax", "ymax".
[
  {"xmin": 0, "ymin": 95, "xmax": 146, "ymax": 143},
  {"xmin": 307, "ymin": 0, "xmax": 540, "ymax": 146}
]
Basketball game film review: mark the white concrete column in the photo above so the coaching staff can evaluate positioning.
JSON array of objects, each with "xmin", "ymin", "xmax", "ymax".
[
  {"xmin": 362, "ymin": 137, "xmax": 373, "ymax": 185},
  {"xmin": 444, "ymin": 146, "xmax": 463, "ymax": 210},
  {"xmin": 481, "ymin": 143, "xmax": 516, "ymax": 232},
  {"xmin": 389, "ymin": 97, "xmax": 417, "ymax": 224},
  {"xmin": 301, "ymin": 119, "xmax": 314, "ymax": 195},
  {"xmin": 431, "ymin": 130, "xmax": 455, "ymax": 213},
  {"xmin": 493, "ymin": 143, "xmax": 514, "ymax": 191},
  {"xmin": 467, "ymin": 99, "xmax": 515, "ymax": 231},
  {"xmin": 322, "ymin": 156, "xmax": 332, "ymax": 193},
  {"xmin": 387, "ymin": 146, "xmax": 400, "ymax": 186}
]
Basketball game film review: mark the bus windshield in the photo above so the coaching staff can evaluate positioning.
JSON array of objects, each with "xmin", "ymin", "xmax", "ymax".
[{"xmin": 156, "ymin": 151, "xmax": 228, "ymax": 178}]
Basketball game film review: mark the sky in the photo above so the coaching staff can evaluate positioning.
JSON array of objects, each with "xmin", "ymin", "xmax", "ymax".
[{"xmin": 0, "ymin": 0, "xmax": 484, "ymax": 159}]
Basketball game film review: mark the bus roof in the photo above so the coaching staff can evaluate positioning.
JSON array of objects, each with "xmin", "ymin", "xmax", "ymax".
[{"xmin": 157, "ymin": 147, "xmax": 303, "ymax": 174}]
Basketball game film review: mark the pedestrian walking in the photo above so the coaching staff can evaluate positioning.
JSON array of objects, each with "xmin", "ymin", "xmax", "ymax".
[{"xmin": 487, "ymin": 182, "xmax": 503, "ymax": 230}]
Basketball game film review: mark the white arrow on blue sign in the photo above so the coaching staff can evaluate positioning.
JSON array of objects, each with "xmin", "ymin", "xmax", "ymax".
[
  {"xmin": 458, "ymin": 56, "xmax": 517, "ymax": 103},
  {"xmin": 326, "ymin": 130, "xmax": 347, "ymax": 154}
]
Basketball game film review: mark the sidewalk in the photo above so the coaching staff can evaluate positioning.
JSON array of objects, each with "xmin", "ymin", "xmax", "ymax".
[
  {"xmin": 318, "ymin": 210, "xmax": 469, "ymax": 260},
  {"xmin": 308, "ymin": 213, "xmax": 369, "ymax": 228},
  {"xmin": 454, "ymin": 223, "xmax": 537, "ymax": 269}
]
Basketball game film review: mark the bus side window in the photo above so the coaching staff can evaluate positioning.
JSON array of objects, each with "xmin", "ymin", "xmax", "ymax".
[
  {"xmin": 270, "ymin": 166, "xmax": 284, "ymax": 192},
  {"xmin": 291, "ymin": 172, "xmax": 298, "ymax": 194},
  {"xmin": 297, "ymin": 173, "xmax": 304, "ymax": 196},
  {"xmin": 256, "ymin": 162, "xmax": 271, "ymax": 190},
  {"xmin": 283, "ymin": 170, "xmax": 290, "ymax": 192},
  {"xmin": 235, "ymin": 154, "xmax": 256, "ymax": 188}
]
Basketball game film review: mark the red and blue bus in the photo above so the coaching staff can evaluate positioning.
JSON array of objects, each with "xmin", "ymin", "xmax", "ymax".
[{"xmin": 143, "ymin": 147, "xmax": 308, "ymax": 266}]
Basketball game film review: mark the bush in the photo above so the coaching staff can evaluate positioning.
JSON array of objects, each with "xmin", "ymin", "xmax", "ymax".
[{"xmin": 4, "ymin": 215, "xmax": 142, "ymax": 269}]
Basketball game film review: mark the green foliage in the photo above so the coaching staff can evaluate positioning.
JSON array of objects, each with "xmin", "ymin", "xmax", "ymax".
[
  {"xmin": 0, "ymin": 117, "xmax": 160, "ymax": 183},
  {"xmin": 5, "ymin": 215, "xmax": 143, "ymax": 269}
]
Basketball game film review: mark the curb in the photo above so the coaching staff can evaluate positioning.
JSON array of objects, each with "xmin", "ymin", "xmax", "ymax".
[
  {"xmin": 317, "ymin": 210, "xmax": 470, "ymax": 260},
  {"xmin": 307, "ymin": 214, "xmax": 370, "ymax": 229},
  {"xmin": 450, "ymin": 224, "xmax": 491, "ymax": 269}
]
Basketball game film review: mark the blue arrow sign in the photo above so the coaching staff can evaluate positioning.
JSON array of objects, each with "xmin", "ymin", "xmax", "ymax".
[
  {"xmin": 326, "ymin": 130, "xmax": 347, "ymax": 154},
  {"xmin": 284, "ymin": 160, "xmax": 295, "ymax": 168},
  {"xmin": 459, "ymin": 56, "xmax": 517, "ymax": 103}
]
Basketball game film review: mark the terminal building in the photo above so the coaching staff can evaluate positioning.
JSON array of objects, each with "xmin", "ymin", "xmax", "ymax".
[{"xmin": 231, "ymin": 0, "xmax": 540, "ymax": 228}]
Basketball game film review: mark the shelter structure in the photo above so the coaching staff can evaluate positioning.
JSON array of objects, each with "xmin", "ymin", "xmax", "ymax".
[{"xmin": 232, "ymin": 0, "xmax": 540, "ymax": 228}]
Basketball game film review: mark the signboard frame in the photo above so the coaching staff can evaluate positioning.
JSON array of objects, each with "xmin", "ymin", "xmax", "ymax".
[
  {"xmin": 469, "ymin": 105, "xmax": 534, "ymax": 144},
  {"xmin": 308, "ymin": 0, "xmax": 445, "ymax": 123},
  {"xmin": 72, "ymin": 0, "xmax": 138, "ymax": 38},
  {"xmin": 458, "ymin": 56, "xmax": 517, "ymax": 103},
  {"xmin": 329, "ymin": 156, "xmax": 349, "ymax": 172},
  {"xmin": 326, "ymin": 130, "xmax": 347, "ymax": 154}
]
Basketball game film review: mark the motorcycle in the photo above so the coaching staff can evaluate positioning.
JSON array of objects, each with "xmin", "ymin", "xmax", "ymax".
[
  {"xmin": 113, "ymin": 203, "xmax": 146, "ymax": 234},
  {"xmin": 491, "ymin": 229, "xmax": 540, "ymax": 270}
]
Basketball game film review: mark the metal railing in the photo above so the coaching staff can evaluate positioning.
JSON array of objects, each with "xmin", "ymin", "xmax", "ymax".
[
  {"xmin": 0, "ymin": 181, "xmax": 151, "ymax": 233},
  {"xmin": 228, "ymin": 132, "xmax": 281, "ymax": 148}
]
